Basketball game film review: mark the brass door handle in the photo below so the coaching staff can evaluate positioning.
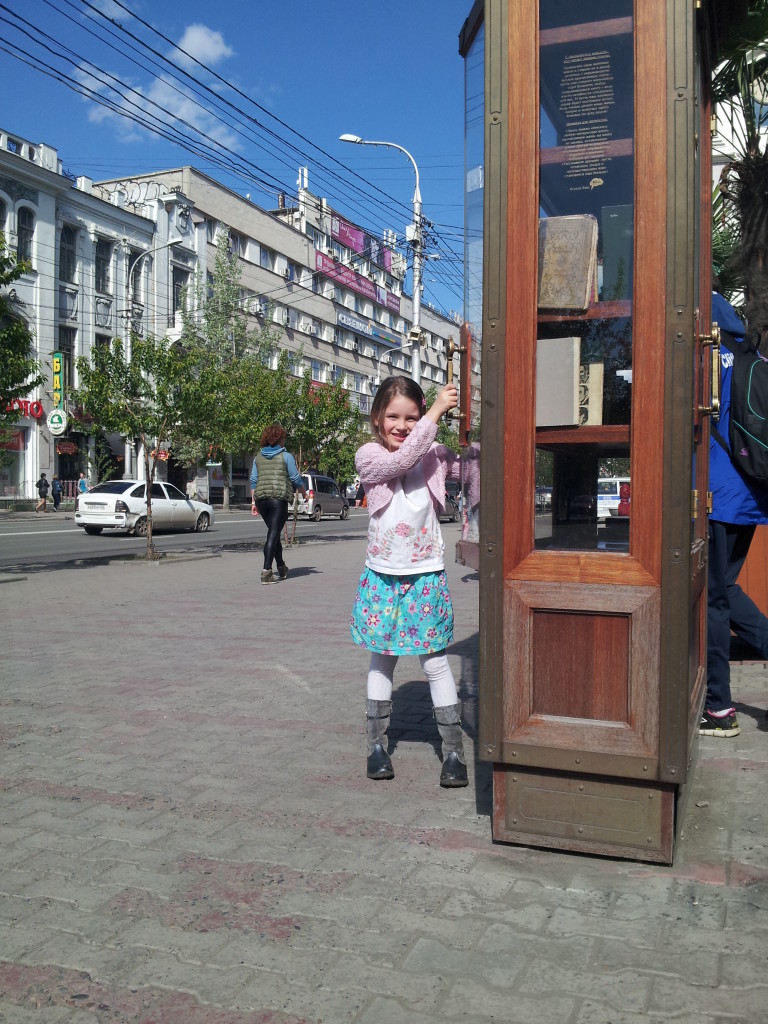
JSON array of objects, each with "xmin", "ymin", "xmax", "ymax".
[
  {"xmin": 446, "ymin": 338, "xmax": 466, "ymax": 421},
  {"xmin": 699, "ymin": 322, "xmax": 720, "ymax": 415}
]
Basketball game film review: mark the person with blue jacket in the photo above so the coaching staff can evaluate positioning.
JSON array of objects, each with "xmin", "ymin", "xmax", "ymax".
[
  {"xmin": 250, "ymin": 424, "xmax": 307, "ymax": 585},
  {"xmin": 705, "ymin": 285, "xmax": 768, "ymax": 736}
]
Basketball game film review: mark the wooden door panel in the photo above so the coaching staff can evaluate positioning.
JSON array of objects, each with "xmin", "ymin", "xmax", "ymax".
[{"xmin": 501, "ymin": 580, "xmax": 660, "ymax": 775}]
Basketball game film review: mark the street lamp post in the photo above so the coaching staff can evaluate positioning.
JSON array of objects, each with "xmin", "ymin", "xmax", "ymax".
[
  {"xmin": 373, "ymin": 340, "xmax": 416, "ymax": 392},
  {"xmin": 121, "ymin": 236, "xmax": 181, "ymax": 477},
  {"xmin": 339, "ymin": 134, "xmax": 423, "ymax": 385}
]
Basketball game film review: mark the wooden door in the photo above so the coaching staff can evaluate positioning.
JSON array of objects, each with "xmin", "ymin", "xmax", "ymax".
[{"xmin": 477, "ymin": 0, "xmax": 706, "ymax": 862}]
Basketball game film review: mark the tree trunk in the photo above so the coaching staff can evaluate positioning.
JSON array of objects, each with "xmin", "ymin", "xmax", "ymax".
[
  {"xmin": 222, "ymin": 453, "xmax": 231, "ymax": 512},
  {"xmin": 142, "ymin": 440, "xmax": 156, "ymax": 560}
]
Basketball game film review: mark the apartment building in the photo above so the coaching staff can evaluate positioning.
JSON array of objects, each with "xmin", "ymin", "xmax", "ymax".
[
  {"xmin": 0, "ymin": 128, "xmax": 459, "ymax": 498},
  {"xmin": 95, "ymin": 165, "xmax": 459, "ymax": 415},
  {"xmin": 0, "ymin": 128, "xmax": 193, "ymax": 495}
]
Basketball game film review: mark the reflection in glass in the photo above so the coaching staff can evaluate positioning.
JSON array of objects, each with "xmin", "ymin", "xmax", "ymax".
[
  {"xmin": 535, "ymin": 451, "xmax": 631, "ymax": 553},
  {"xmin": 535, "ymin": 0, "xmax": 634, "ymax": 552}
]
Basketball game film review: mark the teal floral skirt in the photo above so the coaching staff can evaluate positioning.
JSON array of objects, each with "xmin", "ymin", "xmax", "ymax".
[{"xmin": 350, "ymin": 567, "xmax": 454, "ymax": 655}]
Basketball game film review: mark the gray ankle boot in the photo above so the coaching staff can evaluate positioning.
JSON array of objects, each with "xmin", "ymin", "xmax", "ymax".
[
  {"xmin": 366, "ymin": 699, "xmax": 394, "ymax": 780},
  {"xmin": 434, "ymin": 703, "xmax": 468, "ymax": 788}
]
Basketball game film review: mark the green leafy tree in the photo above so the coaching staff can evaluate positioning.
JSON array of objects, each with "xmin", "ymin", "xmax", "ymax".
[
  {"xmin": 73, "ymin": 335, "xmax": 192, "ymax": 559},
  {"xmin": 0, "ymin": 238, "xmax": 44, "ymax": 466},
  {"xmin": 287, "ymin": 373, "xmax": 361, "ymax": 476},
  {"xmin": 713, "ymin": 4, "xmax": 768, "ymax": 324},
  {"xmin": 176, "ymin": 229, "xmax": 282, "ymax": 509}
]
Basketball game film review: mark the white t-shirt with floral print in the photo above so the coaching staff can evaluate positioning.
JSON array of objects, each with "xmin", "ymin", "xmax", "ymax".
[{"xmin": 365, "ymin": 463, "xmax": 444, "ymax": 575}]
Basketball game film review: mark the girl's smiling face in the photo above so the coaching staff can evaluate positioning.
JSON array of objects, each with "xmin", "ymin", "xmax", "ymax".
[{"xmin": 376, "ymin": 394, "xmax": 422, "ymax": 451}]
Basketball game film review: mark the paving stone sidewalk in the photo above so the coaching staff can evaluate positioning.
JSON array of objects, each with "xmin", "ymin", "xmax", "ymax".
[{"xmin": 1, "ymin": 536, "xmax": 767, "ymax": 1024}]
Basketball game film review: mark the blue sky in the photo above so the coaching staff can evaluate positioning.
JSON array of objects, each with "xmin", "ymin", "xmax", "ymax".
[{"xmin": 1, "ymin": 0, "xmax": 473, "ymax": 316}]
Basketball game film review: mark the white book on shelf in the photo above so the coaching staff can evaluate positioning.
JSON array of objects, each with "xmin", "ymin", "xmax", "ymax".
[{"xmin": 536, "ymin": 336, "xmax": 581, "ymax": 427}]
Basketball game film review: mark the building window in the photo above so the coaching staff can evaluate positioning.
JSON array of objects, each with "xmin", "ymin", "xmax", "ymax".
[
  {"xmin": 229, "ymin": 231, "xmax": 244, "ymax": 256},
  {"xmin": 172, "ymin": 267, "xmax": 189, "ymax": 316},
  {"xmin": 206, "ymin": 218, "xmax": 219, "ymax": 243},
  {"xmin": 17, "ymin": 207, "xmax": 34, "ymax": 263},
  {"xmin": 130, "ymin": 252, "xmax": 143, "ymax": 304},
  {"xmin": 59, "ymin": 226, "xmax": 76, "ymax": 283},
  {"xmin": 260, "ymin": 246, "xmax": 274, "ymax": 271},
  {"xmin": 58, "ymin": 326, "xmax": 76, "ymax": 388},
  {"xmin": 95, "ymin": 334, "xmax": 111, "ymax": 351},
  {"xmin": 95, "ymin": 239, "xmax": 111, "ymax": 294}
]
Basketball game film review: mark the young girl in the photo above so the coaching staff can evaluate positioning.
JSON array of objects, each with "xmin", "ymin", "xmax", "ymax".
[{"xmin": 351, "ymin": 376, "xmax": 468, "ymax": 787}]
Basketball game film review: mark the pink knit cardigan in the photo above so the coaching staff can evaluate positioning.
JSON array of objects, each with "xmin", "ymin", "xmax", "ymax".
[{"xmin": 354, "ymin": 417, "xmax": 461, "ymax": 517}]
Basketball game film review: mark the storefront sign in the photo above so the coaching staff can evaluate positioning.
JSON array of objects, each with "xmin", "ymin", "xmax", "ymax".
[
  {"xmin": 6, "ymin": 398, "xmax": 44, "ymax": 419},
  {"xmin": 52, "ymin": 351, "xmax": 64, "ymax": 409},
  {"xmin": 315, "ymin": 252, "xmax": 401, "ymax": 314},
  {"xmin": 331, "ymin": 215, "xmax": 393, "ymax": 273},
  {"xmin": 337, "ymin": 311, "xmax": 401, "ymax": 347},
  {"xmin": 47, "ymin": 409, "xmax": 68, "ymax": 436},
  {"xmin": 56, "ymin": 440, "xmax": 78, "ymax": 455}
]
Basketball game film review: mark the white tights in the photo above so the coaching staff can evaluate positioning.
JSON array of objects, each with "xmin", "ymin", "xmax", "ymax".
[{"xmin": 366, "ymin": 651, "xmax": 458, "ymax": 708}]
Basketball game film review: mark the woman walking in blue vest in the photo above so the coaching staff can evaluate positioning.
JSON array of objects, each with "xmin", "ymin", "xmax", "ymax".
[{"xmin": 250, "ymin": 425, "xmax": 307, "ymax": 585}]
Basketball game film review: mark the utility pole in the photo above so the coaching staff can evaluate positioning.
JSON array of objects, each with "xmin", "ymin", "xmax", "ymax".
[{"xmin": 340, "ymin": 134, "xmax": 423, "ymax": 384}]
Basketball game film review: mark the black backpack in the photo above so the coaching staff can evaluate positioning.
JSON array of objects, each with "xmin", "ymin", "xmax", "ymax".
[{"xmin": 712, "ymin": 329, "xmax": 768, "ymax": 484}]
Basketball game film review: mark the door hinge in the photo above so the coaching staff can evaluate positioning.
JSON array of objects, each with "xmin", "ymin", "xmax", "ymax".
[
  {"xmin": 707, "ymin": 490, "xmax": 713, "ymax": 515},
  {"xmin": 692, "ymin": 489, "xmax": 699, "ymax": 519}
]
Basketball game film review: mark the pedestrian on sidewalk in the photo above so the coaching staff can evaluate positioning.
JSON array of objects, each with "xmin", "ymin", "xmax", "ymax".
[
  {"xmin": 51, "ymin": 475, "xmax": 63, "ymax": 511},
  {"xmin": 250, "ymin": 424, "xmax": 307, "ymax": 585},
  {"xmin": 77, "ymin": 472, "xmax": 88, "ymax": 495},
  {"xmin": 35, "ymin": 472, "xmax": 50, "ymax": 513},
  {"xmin": 351, "ymin": 376, "xmax": 468, "ymax": 787},
  {"xmin": 704, "ymin": 283, "xmax": 768, "ymax": 737}
]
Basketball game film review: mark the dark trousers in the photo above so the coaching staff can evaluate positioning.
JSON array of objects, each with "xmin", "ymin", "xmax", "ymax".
[
  {"xmin": 707, "ymin": 520, "xmax": 768, "ymax": 710},
  {"xmin": 256, "ymin": 497, "xmax": 289, "ymax": 571}
]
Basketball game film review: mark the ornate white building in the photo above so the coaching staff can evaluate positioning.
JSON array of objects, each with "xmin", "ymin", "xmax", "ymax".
[{"xmin": 1, "ymin": 129, "xmax": 459, "ymax": 499}]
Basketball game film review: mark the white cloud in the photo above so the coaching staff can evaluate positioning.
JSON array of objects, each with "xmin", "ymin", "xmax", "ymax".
[
  {"xmin": 172, "ymin": 24, "xmax": 234, "ymax": 70},
  {"xmin": 74, "ymin": 64, "xmax": 239, "ymax": 151}
]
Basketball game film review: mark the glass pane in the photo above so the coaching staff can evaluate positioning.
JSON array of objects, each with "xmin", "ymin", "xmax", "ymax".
[
  {"xmin": 535, "ymin": 0, "xmax": 634, "ymax": 552},
  {"xmin": 535, "ymin": 452, "xmax": 631, "ymax": 552}
]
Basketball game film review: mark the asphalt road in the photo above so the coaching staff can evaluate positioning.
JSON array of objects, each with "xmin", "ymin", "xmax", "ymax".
[{"xmin": 0, "ymin": 507, "xmax": 370, "ymax": 572}]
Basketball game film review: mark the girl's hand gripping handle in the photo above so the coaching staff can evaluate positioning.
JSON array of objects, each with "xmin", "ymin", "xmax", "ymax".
[{"xmin": 426, "ymin": 383, "xmax": 459, "ymax": 424}]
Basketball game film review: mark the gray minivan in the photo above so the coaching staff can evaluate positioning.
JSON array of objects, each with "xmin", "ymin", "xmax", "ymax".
[{"xmin": 297, "ymin": 472, "xmax": 350, "ymax": 520}]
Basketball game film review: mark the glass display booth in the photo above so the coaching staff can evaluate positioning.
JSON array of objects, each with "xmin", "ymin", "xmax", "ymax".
[{"xmin": 459, "ymin": 0, "xmax": 742, "ymax": 861}]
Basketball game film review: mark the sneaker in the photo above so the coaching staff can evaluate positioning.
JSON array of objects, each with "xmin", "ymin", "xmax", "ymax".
[
  {"xmin": 699, "ymin": 709, "xmax": 740, "ymax": 737},
  {"xmin": 260, "ymin": 569, "xmax": 278, "ymax": 585},
  {"xmin": 277, "ymin": 563, "xmax": 289, "ymax": 580}
]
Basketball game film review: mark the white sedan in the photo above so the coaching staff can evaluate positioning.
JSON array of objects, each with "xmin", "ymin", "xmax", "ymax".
[{"xmin": 75, "ymin": 479, "xmax": 214, "ymax": 536}]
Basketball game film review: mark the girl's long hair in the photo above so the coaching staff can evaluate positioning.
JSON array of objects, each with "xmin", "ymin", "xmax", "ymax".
[{"xmin": 370, "ymin": 375, "xmax": 425, "ymax": 445}]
